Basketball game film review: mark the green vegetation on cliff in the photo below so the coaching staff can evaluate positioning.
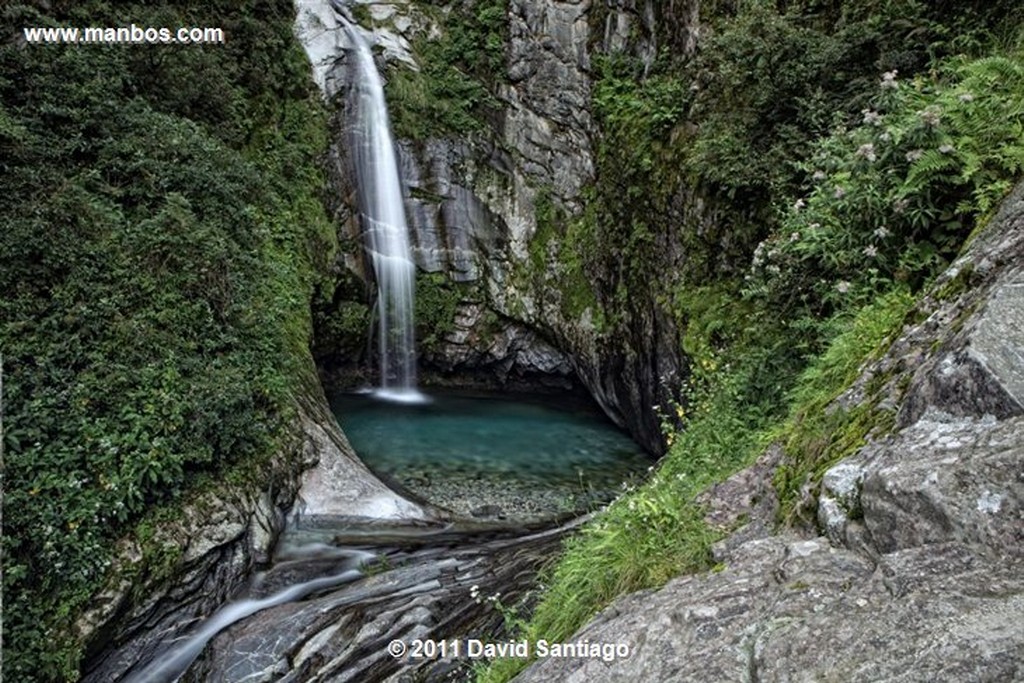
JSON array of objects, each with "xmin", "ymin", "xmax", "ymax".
[
  {"xmin": 0, "ymin": 2, "xmax": 334, "ymax": 679},
  {"xmin": 385, "ymin": 0, "xmax": 508, "ymax": 139},
  {"xmin": 481, "ymin": 2, "xmax": 1023, "ymax": 680}
]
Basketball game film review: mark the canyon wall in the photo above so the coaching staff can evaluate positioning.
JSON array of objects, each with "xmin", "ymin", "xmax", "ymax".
[{"xmin": 297, "ymin": 0, "xmax": 708, "ymax": 453}]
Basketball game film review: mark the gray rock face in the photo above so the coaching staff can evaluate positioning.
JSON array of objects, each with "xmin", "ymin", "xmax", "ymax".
[
  {"xmin": 297, "ymin": 0, "xmax": 687, "ymax": 453},
  {"xmin": 861, "ymin": 412, "xmax": 1022, "ymax": 555},
  {"xmin": 900, "ymin": 276, "xmax": 1024, "ymax": 424},
  {"xmin": 422, "ymin": 301, "xmax": 576, "ymax": 390},
  {"xmin": 518, "ymin": 535, "xmax": 1019, "ymax": 683},
  {"xmin": 516, "ymin": 185, "xmax": 1024, "ymax": 682}
]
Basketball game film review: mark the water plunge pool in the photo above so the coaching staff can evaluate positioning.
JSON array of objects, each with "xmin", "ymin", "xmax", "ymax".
[{"xmin": 330, "ymin": 390, "xmax": 653, "ymax": 521}]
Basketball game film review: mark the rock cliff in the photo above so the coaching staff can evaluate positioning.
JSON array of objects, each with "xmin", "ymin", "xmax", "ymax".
[
  {"xmin": 515, "ymin": 182, "xmax": 1024, "ymax": 682},
  {"xmin": 296, "ymin": 0, "xmax": 696, "ymax": 453}
]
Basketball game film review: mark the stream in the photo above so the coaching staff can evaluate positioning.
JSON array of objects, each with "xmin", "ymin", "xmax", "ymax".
[{"xmin": 85, "ymin": 393, "xmax": 649, "ymax": 682}]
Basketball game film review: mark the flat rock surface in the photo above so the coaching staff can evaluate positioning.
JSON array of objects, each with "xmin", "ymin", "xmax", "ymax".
[{"xmin": 516, "ymin": 534, "xmax": 1024, "ymax": 683}]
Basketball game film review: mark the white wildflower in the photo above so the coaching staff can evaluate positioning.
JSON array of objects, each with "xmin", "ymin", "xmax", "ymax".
[
  {"xmin": 958, "ymin": 92, "xmax": 974, "ymax": 103},
  {"xmin": 919, "ymin": 106, "xmax": 942, "ymax": 127},
  {"xmin": 809, "ymin": 222, "xmax": 821, "ymax": 230},
  {"xmin": 880, "ymin": 131, "xmax": 892, "ymax": 142},
  {"xmin": 834, "ymin": 186, "xmax": 847, "ymax": 199},
  {"xmin": 905, "ymin": 149, "xmax": 924, "ymax": 162},
  {"xmin": 873, "ymin": 225, "xmax": 891, "ymax": 239},
  {"xmin": 863, "ymin": 244, "xmax": 878, "ymax": 258},
  {"xmin": 939, "ymin": 143, "xmax": 955, "ymax": 154},
  {"xmin": 836, "ymin": 280, "xmax": 851, "ymax": 294},
  {"xmin": 893, "ymin": 198, "xmax": 910, "ymax": 214},
  {"xmin": 812, "ymin": 170, "xmax": 827, "ymax": 182},
  {"xmin": 793, "ymin": 198, "xmax": 806, "ymax": 211},
  {"xmin": 752, "ymin": 241, "xmax": 767, "ymax": 267},
  {"xmin": 766, "ymin": 264, "xmax": 781, "ymax": 275},
  {"xmin": 862, "ymin": 109, "xmax": 883, "ymax": 126},
  {"xmin": 881, "ymin": 70, "xmax": 899, "ymax": 89},
  {"xmin": 789, "ymin": 231, "xmax": 801, "ymax": 243},
  {"xmin": 855, "ymin": 143, "xmax": 877, "ymax": 162}
]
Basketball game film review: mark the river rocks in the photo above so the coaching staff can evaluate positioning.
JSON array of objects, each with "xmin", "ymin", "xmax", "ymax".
[
  {"xmin": 187, "ymin": 523, "xmax": 575, "ymax": 683},
  {"xmin": 80, "ymin": 487, "xmax": 290, "ymax": 682}
]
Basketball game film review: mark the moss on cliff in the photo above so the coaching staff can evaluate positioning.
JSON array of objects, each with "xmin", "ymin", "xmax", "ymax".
[
  {"xmin": 527, "ymin": 189, "xmax": 603, "ymax": 326},
  {"xmin": 385, "ymin": 0, "xmax": 508, "ymax": 140}
]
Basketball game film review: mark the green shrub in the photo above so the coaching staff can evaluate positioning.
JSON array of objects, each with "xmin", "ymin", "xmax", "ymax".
[
  {"xmin": 385, "ymin": 0, "xmax": 508, "ymax": 139},
  {"xmin": 0, "ymin": 1, "xmax": 334, "ymax": 678},
  {"xmin": 745, "ymin": 54, "xmax": 1024, "ymax": 319}
]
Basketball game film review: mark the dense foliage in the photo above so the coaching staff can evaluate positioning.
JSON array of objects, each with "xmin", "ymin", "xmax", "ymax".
[
  {"xmin": 746, "ymin": 55, "xmax": 1024, "ymax": 315},
  {"xmin": 0, "ymin": 1, "xmax": 334, "ymax": 678}
]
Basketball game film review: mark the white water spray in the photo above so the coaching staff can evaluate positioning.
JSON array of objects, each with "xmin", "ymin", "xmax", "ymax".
[{"xmin": 341, "ymin": 19, "xmax": 425, "ymax": 403}]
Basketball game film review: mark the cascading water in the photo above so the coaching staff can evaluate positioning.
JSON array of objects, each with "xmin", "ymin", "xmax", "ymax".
[{"xmin": 341, "ymin": 18, "xmax": 425, "ymax": 403}]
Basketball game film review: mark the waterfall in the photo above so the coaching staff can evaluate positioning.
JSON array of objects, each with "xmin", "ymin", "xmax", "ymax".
[{"xmin": 341, "ymin": 18, "xmax": 425, "ymax": 403}]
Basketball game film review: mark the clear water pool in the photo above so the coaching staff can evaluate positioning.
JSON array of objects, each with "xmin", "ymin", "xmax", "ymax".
[{"xmin": 329, "ymin": 390, "xmax": 652, "ymax": 520}]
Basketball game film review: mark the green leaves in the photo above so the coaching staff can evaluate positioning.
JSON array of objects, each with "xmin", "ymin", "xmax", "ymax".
[
  {"xmin": 746, "ymin": 53, "xmax": 1024, "ymax": 321},
  {"xmin": 385, "ymin": 0, "xmax": 508, "ymax": 139},
  {"xmin": 0, "ymin": 1, "xmax": 334, "ymax": 679}
]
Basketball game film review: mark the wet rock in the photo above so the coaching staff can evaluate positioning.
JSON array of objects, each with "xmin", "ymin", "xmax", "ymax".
[
  {"xmin": 188, "ymin": 523, "xmax": 576, "ymax": 683},
  {"xmin": 470, "ymin": 504, "xmax": 505, "ymax": 519}
]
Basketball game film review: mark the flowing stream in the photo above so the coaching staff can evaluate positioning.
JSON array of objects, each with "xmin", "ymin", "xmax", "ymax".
[
  {"xmin": 119, "ymin": 553, "xmax": 371, "ymax": 683},
  {"xmin": 342, "ymin": 18, "xmax": 423, "ymax": 403}
]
